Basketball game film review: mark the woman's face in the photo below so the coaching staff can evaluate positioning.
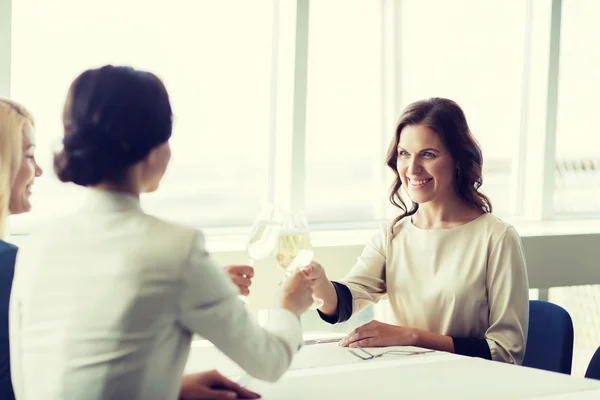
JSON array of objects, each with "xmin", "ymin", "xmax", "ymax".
[
  {"xmin": 9, "ymin": 123, "xmax": 43, "ymax": 214},
  {"xmin": 396, "ymin": 124, "xmax": 456, "ymax": 206}
]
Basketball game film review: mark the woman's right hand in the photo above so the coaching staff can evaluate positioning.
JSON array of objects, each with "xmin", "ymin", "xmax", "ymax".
[
  {"xmin": 280, "ymin": 269, "xmax": 314, "ymax": 316},
  {"xmin": 302, "ymin": 261, "xmax": 326, "ymax": 285},
  {"xmin": 301, "ymin": 261, "xmax": 339, "ymax": 316}
]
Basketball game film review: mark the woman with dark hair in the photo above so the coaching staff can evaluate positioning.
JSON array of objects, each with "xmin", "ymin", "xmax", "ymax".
[
  {"xmin": 9, "ymin": 65, "xmax": 314, "ymax": 400},
  {"xmin": 307, "ymin": 98, "xmax": 529, "ymax": 364}
]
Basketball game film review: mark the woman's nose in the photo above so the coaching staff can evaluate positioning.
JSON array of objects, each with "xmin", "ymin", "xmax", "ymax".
[
  {"xmin": 407, "ymin": 159, "xmax": 422, "ymax": 174},
  {"xmin": 35, "ymin": 162, "xmax": 43, "ymax": 177}
]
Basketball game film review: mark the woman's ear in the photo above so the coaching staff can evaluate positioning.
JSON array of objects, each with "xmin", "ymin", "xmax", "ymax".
[
  {"xmin": 144, "ymin": 146, "xmax": 160, "ymax": 167},
  {"xmin": 138, "ymin": 142, "xmax": 171, "ymax": 193}
]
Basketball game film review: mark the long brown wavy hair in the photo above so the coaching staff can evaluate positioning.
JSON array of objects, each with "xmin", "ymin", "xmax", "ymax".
[{"xmin": 385, "ymin": 98, "xmax": 492, "ymax": 236}]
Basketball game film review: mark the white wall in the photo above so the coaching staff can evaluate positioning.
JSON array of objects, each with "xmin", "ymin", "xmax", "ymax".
[{"xmin": 211, "ymin": 231, "xmax": 600, "ymax": 312}]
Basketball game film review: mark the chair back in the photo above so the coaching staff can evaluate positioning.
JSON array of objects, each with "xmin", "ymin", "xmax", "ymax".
[
  {"xmin": 522, "ymin": 300, "xmax": 574, "ymax": 374},
  {"xmin": 585, "ymin": 346, "xmax": 600, "ymax": 380}
]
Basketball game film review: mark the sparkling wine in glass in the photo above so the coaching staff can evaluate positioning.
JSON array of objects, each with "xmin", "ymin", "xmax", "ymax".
[
  {"xmin": 246, "ymin": 203, "xmax": 280, "ymax": 267},
  {"xmin": 275, "ymin": 210, "xmax": 324, "ymax": 309}
]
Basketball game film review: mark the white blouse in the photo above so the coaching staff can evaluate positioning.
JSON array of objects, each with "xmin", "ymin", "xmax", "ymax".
[
  {"xmin": 9, "ymin": 190, "xmax": 302, "ymax": 400},
  {"xmin": 338, "ymin": 213, "xmax": 529, "ymax": 364}
]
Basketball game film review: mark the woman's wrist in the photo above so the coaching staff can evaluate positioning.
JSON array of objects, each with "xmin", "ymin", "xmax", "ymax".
[
  {"xmin": 310, "ymin": 272, "xmax": 330, "ymax": 299},
  {"xmin": 410, "ymin": 328, "xmax": 454, "ymax": 353},
  {"xmin": 314, "ymin": 273, "xmax": 330, "ymax": 291},
  {"xmin": 314, "ymin": 277, "xmax": 339, "ymax": 315},
  {"xmin": 407, "ymin": 327, "xmax": 420, "ymax": 347}
]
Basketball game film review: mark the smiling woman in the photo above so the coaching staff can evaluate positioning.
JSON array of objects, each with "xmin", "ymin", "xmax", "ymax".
[
  {"xmin": 305, "ymin": 97, "xmax": 530, "ymax": 365},
  {"xmin": 0, "ymin": 100, "xmax": 43, "ymax": 234},
  {"xmin": 0, "ymin": 98, "xmax": 43, "ymax": 400},
  {"xmin": 9, "ymin": 123, "xmax": 43, "ymax": 215},
  {"xmin": 387, "ymin": 98, "xmax": 492, "ymax": 230}
]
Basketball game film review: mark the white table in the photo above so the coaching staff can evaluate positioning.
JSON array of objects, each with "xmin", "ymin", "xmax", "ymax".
[{"xmin": 185, "ymin": 337, "xmax": 600, "ymax": 399}]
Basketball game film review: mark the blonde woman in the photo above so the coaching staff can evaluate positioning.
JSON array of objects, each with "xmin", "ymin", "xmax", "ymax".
[{"xmin": 0, "ymin": 99, "xmax": 43, "ymax": 400}]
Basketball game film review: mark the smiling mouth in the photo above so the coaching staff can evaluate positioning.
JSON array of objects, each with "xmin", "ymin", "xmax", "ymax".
[{"xmin": 408, "ymin": 178, "xmax": 433, "ymax": 188}]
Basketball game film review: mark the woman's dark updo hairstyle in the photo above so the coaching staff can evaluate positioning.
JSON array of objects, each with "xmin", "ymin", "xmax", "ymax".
[{"xmin": 54, "ymin": 65, "xmax": 173, "ymax": 187}]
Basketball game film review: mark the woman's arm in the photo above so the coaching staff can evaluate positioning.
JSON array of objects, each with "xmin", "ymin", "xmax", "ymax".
[
  {"xmin": 337, "ymin": 320, "xmax": 453, "ymax": 353},
  {"xmin": 339, "ymin": 319, "xmax": 495, "ymax": 360},
  {"xmin": 177, "ymin": 233, "xmax": 313, "ymax": 382},
  {"xmin": 483, "ymin": 226, "xmax": 529, "ymax": 364},
  {"xmin": 311, "ymin": 273, "xmax": 338, "ymax": 316},
  {"xmin": 309, "ymin": 225, "xmax": 389, "ymax": 323}
]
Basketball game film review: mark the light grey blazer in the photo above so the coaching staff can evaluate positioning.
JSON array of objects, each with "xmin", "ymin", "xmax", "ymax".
[{"xmin": 9, "ymin": 190, "xmax": 302, "ymax": 400}]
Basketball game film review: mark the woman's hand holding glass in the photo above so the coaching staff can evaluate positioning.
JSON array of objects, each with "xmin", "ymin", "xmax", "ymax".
[
  {"xmin": 301, "ymin": 261, "xmax": 325, "ymax": 286},
  {"xmin": 245, "ymin": 205, "xmax": 318, "ymax": 313},
  {"xmin": 225, "ymin": 265, "xmax": 254, "ymax": 296},
  {"xmin": 279, "ymin": 269, "xmax": 315, "ymax": 316}
]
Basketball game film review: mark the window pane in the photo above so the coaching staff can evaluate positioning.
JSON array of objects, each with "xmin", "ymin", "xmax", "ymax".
[
  {"xmin": 554, "ymin": 0, "xmax": 600, "ymax": 213},
  {"xmin": 304, "ymin": 0, "xmax": 382, "ymax": 223},
  {"xmin": 398, "ymin": 0, "xmax": 527, "ymax": 217},
  {"xmin": 10, "ymin": 0, "xmax": 272, "ymax": 231}
]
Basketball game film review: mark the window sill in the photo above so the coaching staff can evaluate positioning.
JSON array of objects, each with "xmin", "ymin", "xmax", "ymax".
[
  {"xmin": 8, "ymin": 216, "xmax": 600, "ymax": 253},
  {"xmin": 204, "ymin": 217, "xmax": 600, "ymax": 254}
]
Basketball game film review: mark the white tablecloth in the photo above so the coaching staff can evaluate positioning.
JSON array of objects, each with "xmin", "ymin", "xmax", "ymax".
[{"xmin": 185, "ymin": 338, "xmax": 600, "ymax": 399}]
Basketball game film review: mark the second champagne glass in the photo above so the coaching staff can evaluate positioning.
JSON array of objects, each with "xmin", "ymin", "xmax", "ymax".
[{"xmin": 275, "ymin": 210, "xmax": 324, "ymax": 309}]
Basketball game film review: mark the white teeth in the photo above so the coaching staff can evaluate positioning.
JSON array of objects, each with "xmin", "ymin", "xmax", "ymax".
[{"xmin": 411, "ymin": 179, "xmax": 431, "ymax": 186}]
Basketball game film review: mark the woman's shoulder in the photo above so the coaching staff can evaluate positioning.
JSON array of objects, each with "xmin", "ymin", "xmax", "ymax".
[
  {"xmin": 381, "ymin": 215, "xmax": 412, "ymax": 235},
  {"xmin": 0, "ymin": 240, "xmax": 18, "ymax": 254},
  {"xmin": 474, "ymin": 213, "xmax": 517, "ymax": 232},
  {"xmin": 136, "ymin": 214, "xmax": 206, "ymax": 261},
  {"xmin": 144, "ymin": 213, "xmax": 199, "ymax": 237},
  {"xmin": 24, "ymin": 210, "xmax": 201, "ymax": 259},
  {"xmin": 469, "ymin": 213, "xmax": 522, "ymax": 247},
  {"xmin": 0, "ymin": 240, "xmax": 18, "ymax": 274}
]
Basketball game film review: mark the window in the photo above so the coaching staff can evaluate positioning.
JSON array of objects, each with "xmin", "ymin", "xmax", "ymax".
[
  {"xmin": 554, "ymin": 0, "xmax": 600, "ymax": 214},
  {"xmin": 5, "ymin": 0, "xmax": 600, "ymax": 236},
  {"xmin": 304, "ymin": 0, "xmax": 384, "ymax": 223},
  {"xmin": 397, "ymin": 0, "xmax": 528, "ymax": 217},
  {"xmin": 9, "ymin": 0, "xmax": 274, "ymax": 231}
]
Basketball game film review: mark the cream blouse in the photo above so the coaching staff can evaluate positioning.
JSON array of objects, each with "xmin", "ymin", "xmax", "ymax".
[{"xmin": 336, "ymin": 213, "xmax": 529, "ymax": 364}]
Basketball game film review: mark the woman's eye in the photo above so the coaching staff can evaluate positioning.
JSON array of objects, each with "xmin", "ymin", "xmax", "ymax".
[
  {"xmin": 423, "ymin": 152, "xmax": 436, "ymax": 158},
  {"xmin": 398, "ymin": 150, "xmax": 409, "ymax": 156}
]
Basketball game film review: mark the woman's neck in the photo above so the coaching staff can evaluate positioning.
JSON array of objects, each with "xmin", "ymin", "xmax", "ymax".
[
  {"xmin": 411, "ymin": 196, "xmax": 483, "ymax": 229},
  {"xmin": 92, "ymin": 182, "xmax": 140, "ymax": 199}
]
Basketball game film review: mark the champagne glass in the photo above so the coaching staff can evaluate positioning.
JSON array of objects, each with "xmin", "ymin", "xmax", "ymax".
[
  {"xmin": 275, "ymin": 210, "xmax": 323, "ymax": 309},
  {"xmin": 246, "ymin": 203, "xmax": 280, "ymax": 267}
]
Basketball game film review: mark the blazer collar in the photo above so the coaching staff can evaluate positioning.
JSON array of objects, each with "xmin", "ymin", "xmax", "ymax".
[{"xmin": 82, "ymin": 189, "xmax": 142, "ymax": 213}]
